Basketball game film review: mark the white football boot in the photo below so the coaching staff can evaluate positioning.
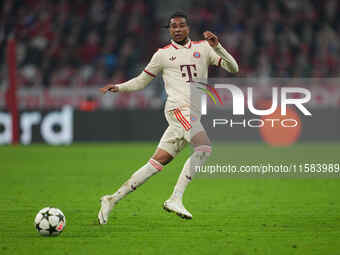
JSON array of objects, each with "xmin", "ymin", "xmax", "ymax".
[
  {"xmin": 163, "ymin": 199, "xmax": 192, "ymax": 219},
  {"xmin": 98, "ymin": 195, "xmax": 113, "ymax": 224}
]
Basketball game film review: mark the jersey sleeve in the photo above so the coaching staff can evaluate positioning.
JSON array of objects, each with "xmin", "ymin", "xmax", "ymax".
[
  {"xmin": 207, "ymin": 41, "xmax": 239, "ymax": 73},
  {"xmin": 206, "ymin": 41, "xmax": 222, "ymax": 67},
  {"xmin": 144, "ymin": 49, "xmax": 163, "ymax": 77},
  {"xmin": 117, "ymin": 50, "xmax": 162, "ymax": 92}
]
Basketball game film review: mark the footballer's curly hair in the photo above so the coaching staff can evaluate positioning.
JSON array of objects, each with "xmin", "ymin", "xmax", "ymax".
[{"xmin": 165, "ymin": 11, "xmax": 189, "ymax": 28}]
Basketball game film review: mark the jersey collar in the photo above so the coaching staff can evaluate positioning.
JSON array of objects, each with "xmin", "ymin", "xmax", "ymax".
[{"xmin": 171, "ymin": 38, "xmax": 192, "ymax": 50}]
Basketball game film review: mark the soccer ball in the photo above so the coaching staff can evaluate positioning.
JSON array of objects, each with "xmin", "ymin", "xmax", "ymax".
[{"xmin": 34, "ymin": 207, "xmax": 66, "ymax": 236}]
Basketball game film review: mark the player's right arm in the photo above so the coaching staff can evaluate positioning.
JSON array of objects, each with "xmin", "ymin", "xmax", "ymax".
[{"xmin": 100, "ymin": 50, "xmax": 162, "ymax": 94}]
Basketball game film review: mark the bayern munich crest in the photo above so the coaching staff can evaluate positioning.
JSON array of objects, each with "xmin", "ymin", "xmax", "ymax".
[{"xmin": 193, "ymin": 52, "xmax": 200, "ymax": 58}]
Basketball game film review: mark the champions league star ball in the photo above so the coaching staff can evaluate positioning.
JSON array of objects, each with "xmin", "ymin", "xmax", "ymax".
[{"xmin": 34, "ymin": 207, "xmax": 66, "ymax": 236}]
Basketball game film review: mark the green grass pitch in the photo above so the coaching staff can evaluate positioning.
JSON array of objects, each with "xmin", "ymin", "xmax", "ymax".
[{"xmin": 0, "ymin": 142, "xmax": 339, "ymax": 255}]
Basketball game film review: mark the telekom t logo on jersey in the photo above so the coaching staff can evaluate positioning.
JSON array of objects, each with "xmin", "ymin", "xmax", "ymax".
[
  {"xmin": 180, "ymin": 64, "xmax": 198, "ymax": 82},
  {"xmin": 200, "ymin": 84, "xmax": 312, "ymax": 116}
]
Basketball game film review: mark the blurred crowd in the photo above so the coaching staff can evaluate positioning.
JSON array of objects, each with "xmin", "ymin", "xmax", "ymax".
[
  {"xmin": 0, "ymin": 0, "xmax": 158, "ymax": 88},
  {"xmin": 185, "ymin": 0, "xmax": 340, "ymax": 78},
  {"xmin": 0, "ymin": 0, "xmax": 339, "ymax": 89}
]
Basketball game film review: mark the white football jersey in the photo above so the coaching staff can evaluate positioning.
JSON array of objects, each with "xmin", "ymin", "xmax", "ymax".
[{"xmin": 143, "ymin": 39, "xmax": 222, "ymax": 113}]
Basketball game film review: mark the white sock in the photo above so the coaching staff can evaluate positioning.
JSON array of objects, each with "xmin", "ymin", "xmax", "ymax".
[
  {"xmin": 171, "ymin": 145, "xmax": 212, "ymax": 202},
  {"xmin": 110, "ymin": 159, "xmax": 163, "ymax": 205}
]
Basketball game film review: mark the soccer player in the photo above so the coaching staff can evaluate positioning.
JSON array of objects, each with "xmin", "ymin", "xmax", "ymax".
[{"xmin": 98, "ymin": 11, "xmax": 238, "ymax": 224}]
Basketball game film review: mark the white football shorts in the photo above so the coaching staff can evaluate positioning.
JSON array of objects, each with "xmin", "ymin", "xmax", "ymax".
[{"xmin": 158, "ymin": 107, "xmax": 205, "ymax": 157}]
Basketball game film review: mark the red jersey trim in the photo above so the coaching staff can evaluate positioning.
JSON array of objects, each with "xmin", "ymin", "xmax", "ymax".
[
  {"xmin": 192, "ymin": 40, "xmax": 205, "ymax": 44},
  {"xmin": 171, "ymin": 41, "xmax": 192, "ymax": 49},
  {"xmin": 173, "ymin": 109, "xmax": 192, "ymax": 131},
  {"xmin": 160, "ymin": 44, "xmax": 171, "ymax": 49},
  {"xmin": 171, "ymin": 43, "xmax": 179, "ymax": 50},
  {"xmin": 218, "ymin": 57, "xmax": 222, "ymax": 67},
  {"xmin": 144, "ymin": 69, "xmax": 156, "ymax": 77}
]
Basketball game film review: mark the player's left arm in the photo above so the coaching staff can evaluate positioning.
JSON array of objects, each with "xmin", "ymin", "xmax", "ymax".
[{"xmin": 203, "ymin": 31, "xmax": 239, "ymax": 73}]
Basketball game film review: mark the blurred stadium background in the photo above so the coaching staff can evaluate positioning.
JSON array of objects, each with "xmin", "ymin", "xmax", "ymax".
[
  {"xmin": 1, "ymin": 1, "xmax": 340, "ymax": 254},
  {"xmin": 0, "ymin": 0, "xmax": 339, "ymax": 145}
]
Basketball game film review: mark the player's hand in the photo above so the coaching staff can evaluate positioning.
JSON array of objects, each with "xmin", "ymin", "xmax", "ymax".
[
  {"xmin": 99, "ymin": 84, "xmax": 119, "ymax": 94},
  {"xmin": 203, "ymin": 31, "xmax": 219, "ymax": 48}
]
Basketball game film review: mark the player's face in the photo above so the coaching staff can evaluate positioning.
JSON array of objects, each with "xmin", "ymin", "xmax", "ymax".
[{"xmin": 169, "ymin": 17, "xmax": 190, "ymax": 43}]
